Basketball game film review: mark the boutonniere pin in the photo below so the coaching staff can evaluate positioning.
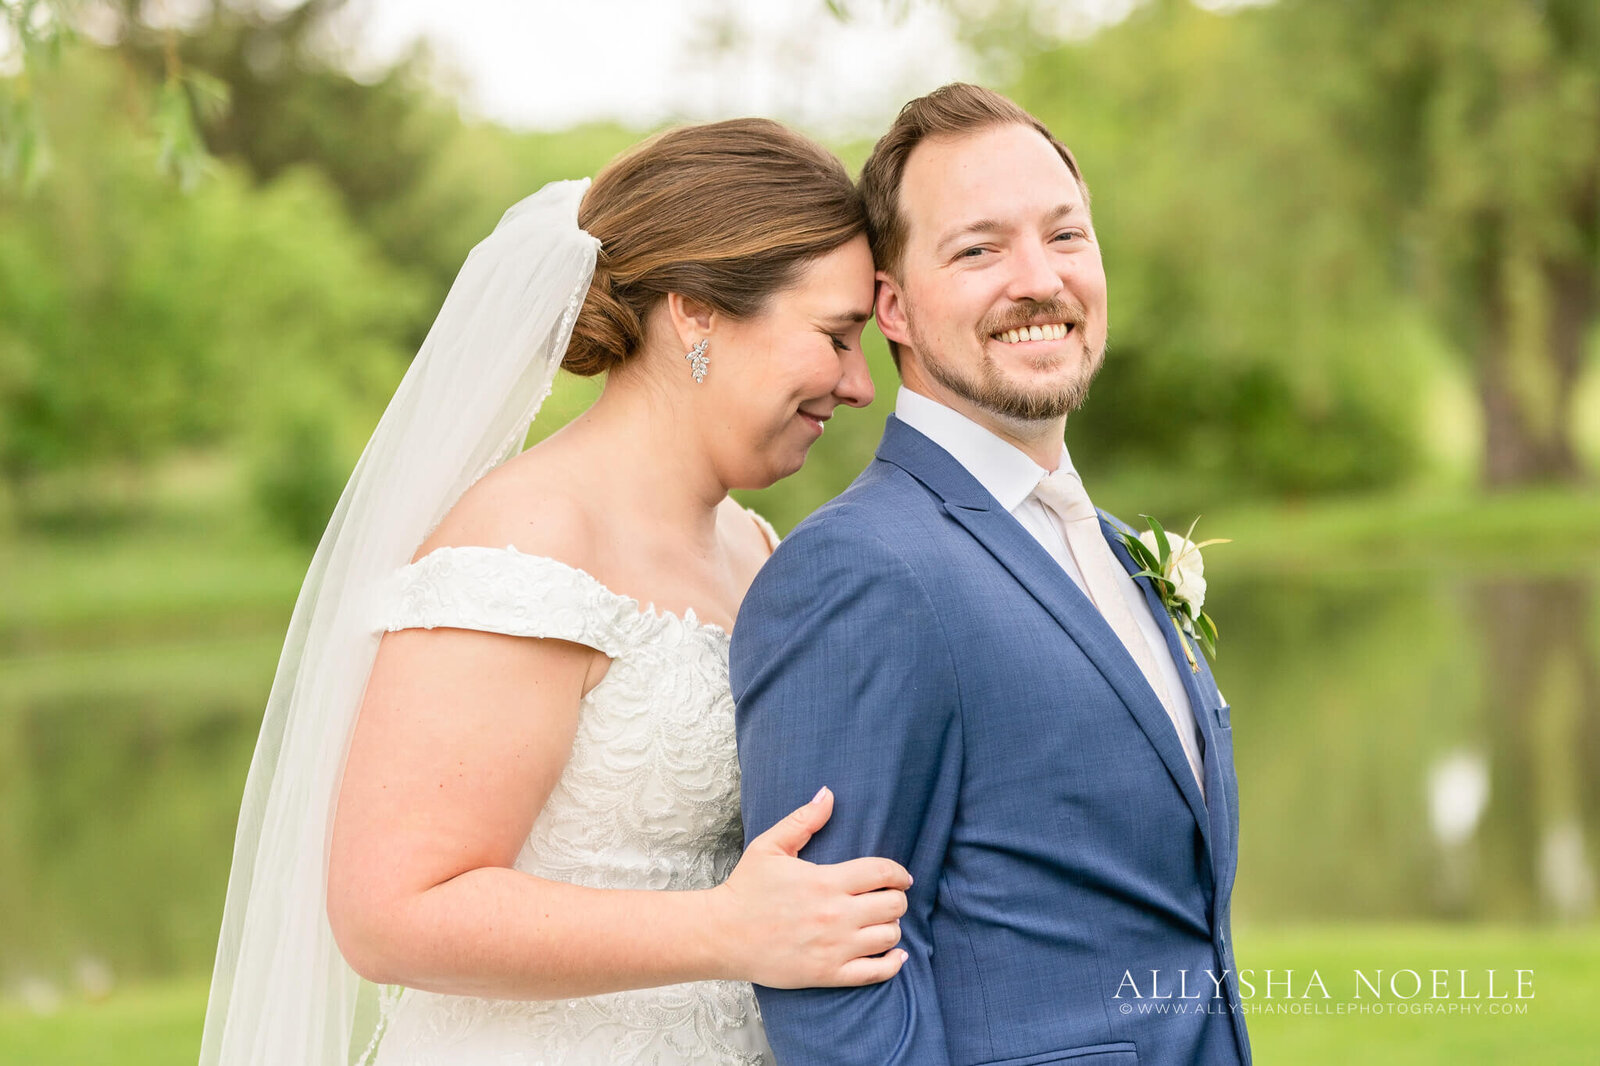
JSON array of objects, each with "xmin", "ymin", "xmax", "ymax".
[{"xmin": 1117, "ymin": 516, "xmax": 1230, "ymax": 672}]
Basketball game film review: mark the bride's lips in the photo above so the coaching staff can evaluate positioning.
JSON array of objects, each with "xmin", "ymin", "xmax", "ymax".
[{"xmin": 797, "ymin": 409, "xmax": 830, "ymax": 435}]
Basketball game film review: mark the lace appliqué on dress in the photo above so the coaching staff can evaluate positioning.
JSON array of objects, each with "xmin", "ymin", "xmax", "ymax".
[{"xmin": 368, "ymin": 545, "xmax": 771, "ymax": 1065}]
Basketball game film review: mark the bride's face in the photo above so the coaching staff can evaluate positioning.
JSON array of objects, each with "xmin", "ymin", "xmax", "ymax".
[{"xmin": 703, "ymin": 235, "xmax": 877, "ymax": 488}]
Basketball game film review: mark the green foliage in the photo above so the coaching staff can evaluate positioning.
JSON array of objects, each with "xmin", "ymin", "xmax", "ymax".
[
  {"xmin": 0, "ymin": 46, "xmax": 421, "ymax": 537},
  {"xmin": 997, "ymin": 0, "xmax": 1431, "ymax": 496},
  {"xmin": 996, "ymin": 0, "xmax": 1600, "ymax": 488},
  {"xmin": 1278, "ymin": 0, "xmax": 1600, "ymax": 484},
  {"xmin": 243, "ymin": 387, "xmax": 359, "ymax": 547},
  {"xmin": 0, "ymin": 0, "xmax": 655, "ymax": 541},
  {"xmin": 153, "ymin": 69, "xmax": 228, "ymax": 192},
  {"xmin": 0, "ymin": 0, "xmax": 76, "ymax": 188},
  {"xmin": 0, "ymin": 77, "xmax": 49, "ymax": 187},
  {"xmin": 7, "ymin": 0, "xmax": 1596, "ymax": 542},
  {"xmin": 4, "ymin": 1, "xmax": 224, "ymax": 191}
]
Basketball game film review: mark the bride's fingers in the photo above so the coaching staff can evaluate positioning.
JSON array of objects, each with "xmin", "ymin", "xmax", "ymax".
[
  {"xmin": 850, "ymin": 886, "xmax": 909, "ymax": 927},
  {"xmin": 751, "ymin": 787, "xmax": 834, "ymax": 857},
  {"xmin": 830, "ymin": 856, "xmax": 912, "ymax": 894},
  {"xmin": 831, "ymin": 947, "xmax": 909, "ymax": 987},
  {"xmin": 850, "ymin": 919, "xmax": 904, "ymax": 958}
]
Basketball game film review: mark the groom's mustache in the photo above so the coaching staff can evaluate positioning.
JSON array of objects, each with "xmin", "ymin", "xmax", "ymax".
[{"xmin": 977, "ymin": 299, "xmax": 1089, "ymax": 339}]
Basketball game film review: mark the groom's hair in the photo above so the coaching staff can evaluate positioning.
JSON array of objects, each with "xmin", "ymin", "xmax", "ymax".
[{"xmin": 859, "ymin": 84, "xmax": 1090, "ymax": 362}]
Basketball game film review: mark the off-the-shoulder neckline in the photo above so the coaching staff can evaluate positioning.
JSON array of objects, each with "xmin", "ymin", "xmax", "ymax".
[
  {"xmin": 403, "ymin": 505, "xmax": 779, "ymax": 641},
  {"xmin": 403, "ymin": 543, "xmax": 733, "ymax": 640}
]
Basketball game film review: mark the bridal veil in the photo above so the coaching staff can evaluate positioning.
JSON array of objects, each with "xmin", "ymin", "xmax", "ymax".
[{"xmin": 199, "ymin": 180, "xmax": 599, "ymax": 1065}]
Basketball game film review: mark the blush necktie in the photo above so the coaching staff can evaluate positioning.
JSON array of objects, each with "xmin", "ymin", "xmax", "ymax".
[{"xmin": 1032, "ymin": 466, "xmax": 1205, "ymax": 795}]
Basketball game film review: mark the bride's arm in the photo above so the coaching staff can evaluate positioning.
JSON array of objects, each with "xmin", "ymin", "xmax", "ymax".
[{"xmin": 326, "ymin": 623, "xmax": 908, "ymax": 1000}]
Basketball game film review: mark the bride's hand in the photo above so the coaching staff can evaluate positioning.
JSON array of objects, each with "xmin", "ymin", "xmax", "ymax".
[{"xmin": 710, "ymin": 786, "xmax": 911, "ymax": 989}]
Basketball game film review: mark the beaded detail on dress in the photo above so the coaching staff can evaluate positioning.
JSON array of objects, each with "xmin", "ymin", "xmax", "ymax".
[{"xmin": 368, "ymin": 542, "xmax": 773, "ymax": 1065}]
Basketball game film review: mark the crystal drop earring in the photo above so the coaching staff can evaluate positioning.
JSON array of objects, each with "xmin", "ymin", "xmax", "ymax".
[{"xmin": 684, "ymin": 338, "xmax": 710, "ymax": 383}]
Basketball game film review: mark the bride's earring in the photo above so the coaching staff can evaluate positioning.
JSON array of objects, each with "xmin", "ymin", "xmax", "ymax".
[{"xmin": 684, "ymin": 338, "xmax": 710, "ymax": 383}]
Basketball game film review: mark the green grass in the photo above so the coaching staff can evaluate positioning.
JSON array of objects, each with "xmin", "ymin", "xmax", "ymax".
[
  {"xmin": 0, "ymin": 631, "xmax": 285, "ymax": 706},
  {"xmin": 0, "ymin": 522, "xmax": 305, "ymax": 640},
  {"xmin": 1234, "ymin": 924, "xmax": 1600, "ymax": 1063},
  {"xmin": 0, "ymin": 978, "xmax": 208, "ymax": 1066},
  {"xmin": 2, "ymin": 926, "xmax": 1594, "ymax": 1064},
  {"xmin": 0, "ymin": 518, "xmax": 303, "ymax": 714},
  {"xmin": 1200, "ymin": 485, "xmax": 1600, "ymax": 579},
  {"xmin": 0, "ymin": 522, "xmax": 297, "ymax": 710}
]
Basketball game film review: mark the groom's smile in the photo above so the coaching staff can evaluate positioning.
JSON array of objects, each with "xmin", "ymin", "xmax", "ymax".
[
  {"xmin": 990, "ymin": 321, "xmax": 1073, "ymax": 345},
  {"xmin": 979, "ymin": 298, "xmax": 1092, "ymax": 367}
]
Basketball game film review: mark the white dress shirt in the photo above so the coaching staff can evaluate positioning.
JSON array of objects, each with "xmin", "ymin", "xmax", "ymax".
[{"xmin": 894, "ymin": 386, "xmax": 1206, "ymax": 791}]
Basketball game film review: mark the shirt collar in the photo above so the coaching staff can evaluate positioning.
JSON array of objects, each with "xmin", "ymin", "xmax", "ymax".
[{"xmin": 894, "ymin": 385, "xmax": 1076, "ymax": 513}]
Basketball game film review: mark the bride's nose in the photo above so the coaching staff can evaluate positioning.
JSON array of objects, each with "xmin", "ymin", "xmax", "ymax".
[{"xmin": 833, "ymin": 345, "xmax": 875, "ymax": 409}]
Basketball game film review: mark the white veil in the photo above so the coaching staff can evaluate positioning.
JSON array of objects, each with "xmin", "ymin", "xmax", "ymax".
[{"xmin": 200, "ymin": 179, "xmax": 599, "ymax": 1066}]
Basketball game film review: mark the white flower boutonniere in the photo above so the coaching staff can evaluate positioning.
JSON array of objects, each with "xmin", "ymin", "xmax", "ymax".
[{"xmin": 1116, "ymin": 515, "xmax": 1230, "ymax": 672}]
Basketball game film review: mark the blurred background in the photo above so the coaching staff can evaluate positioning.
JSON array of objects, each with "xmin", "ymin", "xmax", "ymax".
[{"xmin": 1, "ymin": 0, "xmax": 1597, "ymax": 1062}]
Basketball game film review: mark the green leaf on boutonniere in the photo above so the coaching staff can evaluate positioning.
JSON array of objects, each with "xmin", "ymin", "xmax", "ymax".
[
  {"xmin": 1117, "ymin": 514, "xmax": 1229, "ymax": 670},
  {"xmin": 1142, "ymin": 513, "xmax": 1171, "ymax": 569},
  {"xmin": 1196, "ymin": 610, "xmax": 1219, "ymax": 653},
  {"xmin": 1123, "ymin": 533, "xmax": 1162, "ymax": 574}
]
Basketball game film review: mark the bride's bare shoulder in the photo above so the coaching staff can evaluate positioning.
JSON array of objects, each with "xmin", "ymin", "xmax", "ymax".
[{"xmin": 409, "ymin": 447, "xmax": 600, "ymax": 570}]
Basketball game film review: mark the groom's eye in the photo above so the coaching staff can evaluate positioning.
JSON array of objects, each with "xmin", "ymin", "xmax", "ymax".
[
  {"xmin": 958, "ymin": 246, "xmax": 987, "ymax": 259},
  {"xmin": 829, "ymin": 334, "xmax": 852, "ymax": 352}
]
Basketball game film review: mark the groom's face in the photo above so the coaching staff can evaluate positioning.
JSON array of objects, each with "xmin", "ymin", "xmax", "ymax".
[{"xmin": 876, "ymin": 122, "xmax": 1107, "ymax": 424}]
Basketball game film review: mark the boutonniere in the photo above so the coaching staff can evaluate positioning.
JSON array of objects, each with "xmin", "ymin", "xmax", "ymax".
[{"xmin": 1116, "ymin": 516, "xmax": 1230, "ymax": 672}]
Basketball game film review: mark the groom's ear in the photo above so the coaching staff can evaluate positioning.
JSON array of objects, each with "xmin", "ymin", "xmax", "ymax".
[
  {"xmin": 874, "ymin": 271, "xmax": 912, "ymax": 348},
  {"xmin": 665, "ymin": 292, "xmax": 716, "ymax": 349}
]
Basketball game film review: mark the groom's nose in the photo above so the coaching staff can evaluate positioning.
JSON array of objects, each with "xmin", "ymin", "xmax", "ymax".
[{"xmin": 1004, "ymin": 237, "xmax": 1066, "ymax": 305}]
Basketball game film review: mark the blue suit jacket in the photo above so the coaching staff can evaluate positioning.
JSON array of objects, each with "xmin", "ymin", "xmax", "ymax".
[{"xmin": 731, "ymin": 417, "xmax": 1251, "ymax": 1066}]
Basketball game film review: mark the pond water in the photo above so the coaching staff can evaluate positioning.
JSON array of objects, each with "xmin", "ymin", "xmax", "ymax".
[
  {"xmin": 2, "ymin": 563, "xmax": 1596, "ymax": 994},
  {"xmin": 1221, "ymin": 569, "xmax": 1599, "ymax": 925}
]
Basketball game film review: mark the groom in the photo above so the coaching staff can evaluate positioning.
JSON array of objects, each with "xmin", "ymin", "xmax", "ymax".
[{"xmin": 731, "ymin": 84, "xmax": 1250, "ymax": 1065}]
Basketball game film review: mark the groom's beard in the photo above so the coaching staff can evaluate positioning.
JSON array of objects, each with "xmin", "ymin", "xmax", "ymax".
[{"xmin": 910, "ymin": 298, "xmax": 1105, "ymax": 423}]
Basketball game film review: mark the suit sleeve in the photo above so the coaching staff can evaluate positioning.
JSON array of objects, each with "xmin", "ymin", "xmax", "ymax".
[{"xmin": 730, "ymin": 512, "xmax": 960, "ymax": 1066}]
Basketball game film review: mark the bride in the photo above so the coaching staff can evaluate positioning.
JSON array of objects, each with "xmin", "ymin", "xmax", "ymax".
[{"xmin": 200, "ymin": 119, "xmax": 910, "ymax": 1066}]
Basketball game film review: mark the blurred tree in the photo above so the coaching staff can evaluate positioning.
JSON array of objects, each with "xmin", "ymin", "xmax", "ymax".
[
  {"xmin": 2, "ymin": 2, "xmax": 642, "ymax": 538},
  {"xmin": 1, "ymin": 0, "xmax": 75, "ymax": 188},
  {"xmin": 108, "ymin": 0, "xmax": 457, "ymax": 341},
  {"xmin": 963, "ymin": 0, "xmax": 1597, "ymax": 489},
  {"xmin": 2, "ymin": 0, "xmax": 225, "ymax": 190},
  {"xmin": 114, "ymin": 0, "xmax": 645, "ymax": 346},
  {"xmin": 977, "ymin": 0, "xmax": 1425, "ymax": 495},
  {"xmin": 1269, "ymin": 0, "xmax": 1599, "ymax": 487},
  {"xmin": 0, "ymin": 45, "xmax": 422, "ymax": 535}
]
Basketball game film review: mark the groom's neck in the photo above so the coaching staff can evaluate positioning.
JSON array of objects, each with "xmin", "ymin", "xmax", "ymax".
[{"xmin": 897, "ymin": 376, "xmax": 1068, "ymax": 472}]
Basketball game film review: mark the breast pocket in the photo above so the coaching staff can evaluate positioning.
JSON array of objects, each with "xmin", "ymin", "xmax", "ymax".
[{"xmin": 976, "ymin": 1042, "xmax": 1139, "ymax": 1066}]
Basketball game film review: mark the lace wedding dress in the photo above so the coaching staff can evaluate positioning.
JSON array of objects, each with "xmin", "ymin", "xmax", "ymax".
[{"xmin": 365, "ymin": 527, "xmax": 778, "ymax": 1065}]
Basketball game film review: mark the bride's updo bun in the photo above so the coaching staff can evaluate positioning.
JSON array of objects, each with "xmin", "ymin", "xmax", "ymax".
[
  {"xmin": 565, "ymin": 118, "xmax": 866, "ymax": 377},
  {"xmin": 564, "ymin": 262, "xmax": 644, "ymax": 377}
]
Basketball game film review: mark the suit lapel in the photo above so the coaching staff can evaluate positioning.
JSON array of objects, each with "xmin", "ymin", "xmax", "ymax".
[
  {"xmin": 1102, "ymin": 514, "xmax": 1236, "ymax": 903},
  {"xmin": 1188, "ymin": 640, "xmax": 1238, "ymax": 908},
  {"xmin": 876, "ymin": 419, "xmax": 1214, "ymax": 852}
]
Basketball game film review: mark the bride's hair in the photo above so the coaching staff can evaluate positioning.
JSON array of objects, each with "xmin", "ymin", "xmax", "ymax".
[{"xmin": 565, "ymin": 118, "xmax": 865, "ymax": 376}]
